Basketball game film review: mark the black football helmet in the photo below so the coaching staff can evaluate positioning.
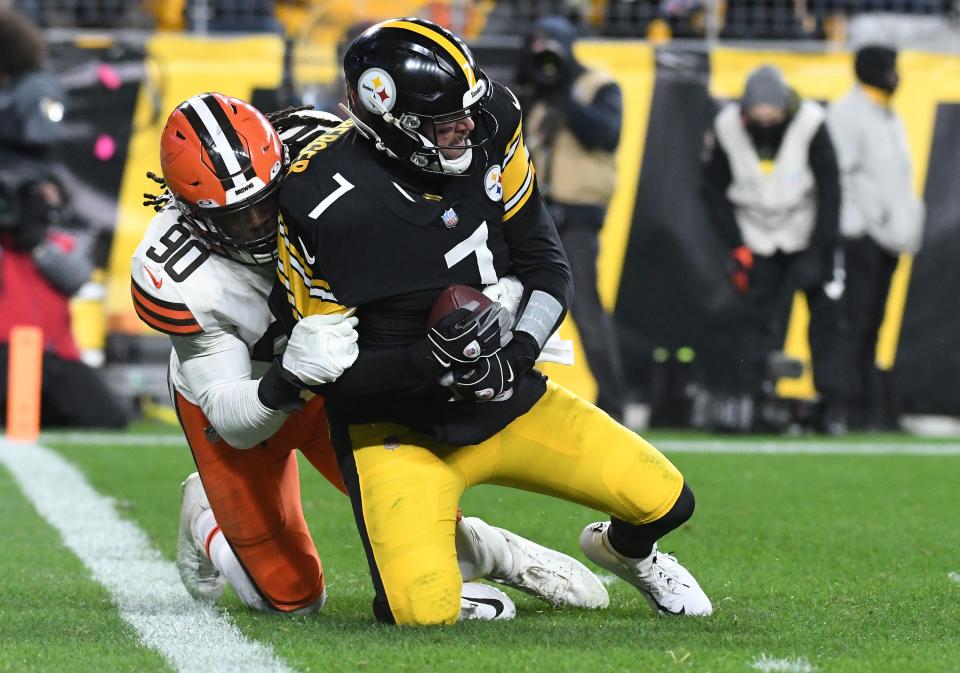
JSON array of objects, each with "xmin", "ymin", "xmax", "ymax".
[{"xmin": 342, "ymin": 18, "xmax": 497, "ymax": 176}]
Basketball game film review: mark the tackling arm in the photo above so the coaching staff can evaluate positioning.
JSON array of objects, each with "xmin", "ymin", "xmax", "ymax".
[{"xmin": 171, "ymin": 329, "xmax": 288, "ymax": 450}]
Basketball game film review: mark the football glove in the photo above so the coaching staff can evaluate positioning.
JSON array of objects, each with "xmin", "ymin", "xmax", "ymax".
[
  {"xmin": 427, "ymin": 301, "xmax": 512, "ymax": 368},
  {"xmin": 283, "ymin": 313, "xmax": 359, "ymax": 386},
  {"xmin": 258, "ymin": 313, "xmax": 359, "ymax": 411},
  {"xmin": 729, "ymin": 245, "xmax": 754, "ymax": 294},
  {"xmin": 445, "ymin": 350, "xmax": 515, "ymax": 402}
]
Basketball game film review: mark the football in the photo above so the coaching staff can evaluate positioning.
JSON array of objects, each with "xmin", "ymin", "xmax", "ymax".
[{"xmin": 426, "ymin": 284, "xmax": 491, "ymax": 330}]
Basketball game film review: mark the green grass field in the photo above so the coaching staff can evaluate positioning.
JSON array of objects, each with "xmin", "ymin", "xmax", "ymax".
[{"xmin": 2, "ymin": 425, "xmax": 958, "ymax": 673}]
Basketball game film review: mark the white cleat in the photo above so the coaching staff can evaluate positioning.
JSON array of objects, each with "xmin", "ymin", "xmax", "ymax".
[
  {"xmin": 490, "ymin": 525, "xmax": 609, "ymax": 609},
  {"xmin": 579, "ymin": 521, "xmax": 712, "ymax": 616},
  {"xmin": 176, "ymin": 472, "xmax": 225, "ymax": 602},
  {"xmin": 459, "ymin": 582, "xmax": 516, "ymax": 621}
]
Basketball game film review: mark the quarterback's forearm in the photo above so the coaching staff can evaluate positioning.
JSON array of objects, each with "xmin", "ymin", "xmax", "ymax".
[
  {"xmin": 505, "ymin": 198, "xmax": 572, "ymax": 344},
  {"xmin": 171, "ymin": 332, "xmax": 288, "ymax": 449}
]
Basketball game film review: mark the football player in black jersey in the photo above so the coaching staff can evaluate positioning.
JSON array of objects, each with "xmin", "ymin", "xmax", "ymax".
[{"xmin": 271, "ymin": 18, "xmax": 712, "ymax": 625}]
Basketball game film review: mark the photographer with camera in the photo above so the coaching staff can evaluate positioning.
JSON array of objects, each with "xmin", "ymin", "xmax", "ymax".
[
  {"xmin": 701, "ymin": 65, "xmax": 850, "ymax": 434},
  {"xmin": 0, "ymin": 8, "xmax": 126, "ymax": 428},
  {"xmin": 515, "ymin": 16, "xmax": 628, "ymax": 422}
]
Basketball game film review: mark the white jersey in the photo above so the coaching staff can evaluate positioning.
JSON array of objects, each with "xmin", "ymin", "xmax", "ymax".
[{"xmin": 131, "ymin": 206, "xmax": 288, "ymax": 448}]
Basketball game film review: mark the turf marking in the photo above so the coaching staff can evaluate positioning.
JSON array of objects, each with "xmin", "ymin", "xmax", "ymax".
[
  {"xmin": 41, "ymin": 431, "xmax": 187, "ymax": 446},
  {"xmin": 0, "ymin": 439, "xmax": 296, "ymax": 673},
  {"xmin": 750, "ymin": 655, "xmax": 817, "ymax": 673},
  {"xmin": 949, "ymin": 572, "xmax": 960, "ymax": 584},
  {"xmin": 657, "ymin": 440, "xmax": 960, "ymax": 456},
  {"xmin": 39, "ymin": 432, "xmax": 960, "ymax": 456}
]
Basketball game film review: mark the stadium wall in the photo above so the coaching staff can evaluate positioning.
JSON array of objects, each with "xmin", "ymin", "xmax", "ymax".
[{"xmin": 51, "ymin": 35, "xmax": 960, "ymax": 413}]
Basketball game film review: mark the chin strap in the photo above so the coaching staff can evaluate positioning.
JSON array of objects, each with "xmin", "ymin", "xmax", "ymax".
[
  {"xmin": 438, "ymin": 145, "xmax": 473, "ymax": 175},
  {"xmin": 338, "ymin": 102, "xmax": 399, "ymax": 160}
]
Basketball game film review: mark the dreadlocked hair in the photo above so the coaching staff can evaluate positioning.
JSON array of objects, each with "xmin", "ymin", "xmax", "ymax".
[
  {"xmin": 142, "ymin": 171, "xmax": 172, "ymax": 212},
  {"xmin": 264, "ymin": 104, "xmax": 316, "ymax": 135}
]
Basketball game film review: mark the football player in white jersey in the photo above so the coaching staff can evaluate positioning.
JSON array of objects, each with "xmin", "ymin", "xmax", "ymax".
[{"xmin": 131, "ymin": 93, "xmax": 608, "ymax": 619}]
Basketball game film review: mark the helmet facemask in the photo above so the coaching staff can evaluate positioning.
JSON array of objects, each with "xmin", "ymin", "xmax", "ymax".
[{"xmin": 176, "ymin": 173, "xmax": 283, "ymax": 267}]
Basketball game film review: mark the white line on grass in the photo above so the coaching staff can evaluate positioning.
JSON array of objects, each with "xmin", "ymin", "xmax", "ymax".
[
  {"xmin": 40, "ymin": 433, "xmax": 960, "ymax": 456},
  {"xmin": 0, "ymin": 439, "xmax": 295, "ymax": 673},
  {"xmin": 657, "ymin": 440, "xmax": 960, "ymax": 456},
  {"xmin": 949, "ymin": 572, "xmax": 960, "ymax": 584},
  {"xmin": 41, "ymin": 431, "xmax": 187, "ymax": 447},
  {"xmin": 751, "ymin": 655, "xmax": 817, "ymax": 673}
]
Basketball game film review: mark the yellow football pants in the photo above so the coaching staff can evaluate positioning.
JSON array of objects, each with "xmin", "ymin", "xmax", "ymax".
[{"xmin": 337, "ymin": 381, "xmax": 684, "ymax": 626}]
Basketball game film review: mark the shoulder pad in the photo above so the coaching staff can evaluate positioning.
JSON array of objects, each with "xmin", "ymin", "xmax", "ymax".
[
  {"xmin": 130, "ymin": 209, "xmax": 207, "ymax": 336},
  {"xmin": 489, "ymin": 82, "xmax": 523, "ymax": 124},
  {"xmin": 277, "ymin": 110, "xmax": 344, "ymax": 159}
]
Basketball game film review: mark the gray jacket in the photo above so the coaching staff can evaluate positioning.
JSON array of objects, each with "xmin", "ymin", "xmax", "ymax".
[{"xmin": 827, "ymin": 86, "xmax": 924, "ymax": 254}]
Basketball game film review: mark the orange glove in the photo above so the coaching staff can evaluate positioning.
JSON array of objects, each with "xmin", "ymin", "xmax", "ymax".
[{"xmin": 730, "ymin": 245, "xmax": 754, "ymax": 294}]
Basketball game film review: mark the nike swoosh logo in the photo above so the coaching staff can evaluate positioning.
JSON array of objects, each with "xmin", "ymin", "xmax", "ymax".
[
  {"xmin": 462, "ymin": 595, "xmax": 505, "ymax": 618},
  {"xmin": 505, "ymin": 362, "xmax": 514, "ymax": 383},
  {"xmin": 297, "ymin": 236, "xmax": 316, "ymax": 265},
  {"xmin": 145, "ymin": 267, "xmax": 162, "ymax": 289}
]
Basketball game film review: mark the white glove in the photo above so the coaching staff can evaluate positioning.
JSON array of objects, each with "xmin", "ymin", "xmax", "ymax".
[
  {"xmin": 482, "ymin": 275, "xmax": 523, "ymax": 324},
  {"xmin": 282, "ymin": 313, "xmax": 359, "ymax": 386}
]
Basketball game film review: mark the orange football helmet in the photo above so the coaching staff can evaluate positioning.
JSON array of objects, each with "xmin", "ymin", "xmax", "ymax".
[{"xmin": 160, "ymin": 92, "xmax": 286, "ymax": 265}]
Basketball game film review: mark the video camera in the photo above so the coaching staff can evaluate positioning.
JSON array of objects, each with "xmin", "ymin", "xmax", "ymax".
[{"xmin": 517, "ymin": 40, "xmax": 573, "ymax": 91}]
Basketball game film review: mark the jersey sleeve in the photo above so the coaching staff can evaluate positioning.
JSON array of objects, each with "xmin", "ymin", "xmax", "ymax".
[
  {"xmin": 275, "ymin": 208, "xmax": 349, "ymax": 322},
  {"xmin": 171, "ymin": 329, "xmax": 287, "ymax": 449},
  {"xmin": 130, "ymin": 210, "xmax": 208, "ymax": 336},
  {"xmin": 496, "ymin": 84, "xmax": 538, "ymax": 223},
  {"xmin": 130, "ymin": 273, "xmax": 202, "ymax": 336}
]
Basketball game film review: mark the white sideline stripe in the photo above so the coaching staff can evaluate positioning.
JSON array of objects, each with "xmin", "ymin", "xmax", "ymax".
[
  {"xmin": 0, "ymin": 440, "xmax": 295, "ymax": 673},
  {"xmin": 41, "ymin": 432, "xmax": 188, "ymax": 446},
  {"xmin": 38, "ymin": 433, "xmax": 960, "ymax": 456},
  {"xmin": 751, "ymin": 655, "xmax": 817, "ymax": 673},
  {"xmin": 657, "ymin": 440, "xmax": 960, "ymax": 456}
]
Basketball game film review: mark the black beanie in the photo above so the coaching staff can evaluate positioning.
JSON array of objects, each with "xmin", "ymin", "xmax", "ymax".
[{"xmin": 855, "ymin": 45, "xmax": 898, "ymax": 92}]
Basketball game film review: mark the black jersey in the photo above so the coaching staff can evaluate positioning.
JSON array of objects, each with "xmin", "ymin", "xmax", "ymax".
[{"xmin": 273, "ymin": 82, "xmax": 570, "ymax": 444}]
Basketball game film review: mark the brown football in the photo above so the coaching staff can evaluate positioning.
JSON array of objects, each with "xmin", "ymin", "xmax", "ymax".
[{"xmin": 426, "ymin": 284, "xmax": 491, "ymax": 330}]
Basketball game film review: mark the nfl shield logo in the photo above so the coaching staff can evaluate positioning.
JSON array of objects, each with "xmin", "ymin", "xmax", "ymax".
[{"xmin": 441, "ymin": 208, "xmax": 459, "ymax": 228}]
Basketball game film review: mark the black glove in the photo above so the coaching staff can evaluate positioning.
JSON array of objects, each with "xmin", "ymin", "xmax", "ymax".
[
  {"xmin": 728, "ymin": 245, "xmax": 754, "ymax": 294},
  {"xmin": 446, "ymin": 350, "xmax": 515, "ymax": 402},
  {"xmin": 444, "ymin": 331, "xmax": 540, "ymax": 402},
  {"xmin": 426, "ymin": 301, "xmax": 511, "ymax": 368}
]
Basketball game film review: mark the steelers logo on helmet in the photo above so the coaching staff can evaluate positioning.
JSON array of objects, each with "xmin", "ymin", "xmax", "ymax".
[
  {"xmin": 484, "ymin": 165, "xmax": 503, "ymax": 202},
  {"xmin": 359, "ymin": 68, "xmax": 397, "ymax": 115}
]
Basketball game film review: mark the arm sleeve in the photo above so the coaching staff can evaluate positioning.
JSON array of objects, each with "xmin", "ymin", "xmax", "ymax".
[
  {"xmin": 700, "ymin": 132, "xmax": 743, "ymax": 249},
  {"xmin": 807, "ymin": 122, "xmax": 841, "ymax": 249},
  {"xmin": 171, "ymin": 329, "xmax": 288, "ymax": 449},
  {"xmin": 498, "ymin": 89, "xmax": 573, "ymax": 359},
  {"xmin": 563, "ymin": 82, "xmax": 622, "ymax": 152}
]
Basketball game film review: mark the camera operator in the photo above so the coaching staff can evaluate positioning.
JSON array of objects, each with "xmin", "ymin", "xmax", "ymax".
[
  {"xmin": 515, "ymin": 16, "xmax": 628, "ymax": 422},
  {"xmin": 0, "ymin": 8, "xmax": 127, "ymax": 428},
  {"xmin": 701, "ymin": 65, "xmax": 850, "ymax": 434}
]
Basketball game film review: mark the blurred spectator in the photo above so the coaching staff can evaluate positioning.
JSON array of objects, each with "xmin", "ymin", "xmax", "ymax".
[
  {"xmin": 720, "ymin": 0, "xmax": 820, "ymax": 39},
  {"xmin": 701, "ymin": 65, "xmax": 849, "ymax": 434},
  {"xmin": 0, "ymin": 8, "xmax": 126, "ymax": 428},
  {"xmin": 826, "ymin": 45, "xmax": 923, "ymax": 430},
  {"xmin": 514, "ymin": 16, "xmax": 629, "ymax": 422},
  {"xmin": 186, "ymin": 0, "xmax": 281, "ymax": 33}
]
